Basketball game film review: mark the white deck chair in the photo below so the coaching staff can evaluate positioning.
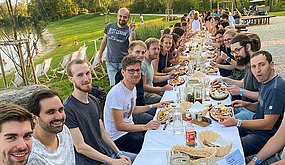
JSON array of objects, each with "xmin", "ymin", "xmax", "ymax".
[
  {"xmin": 57, "ymin": 54, "xmax": 70, "ymax": 71},
  {"xmin": 56, "ymin": 54, "xmax": 70, "ymax": 80},
  {"xmin": 90, "ymin": 52, "xmax": 106, "ymax": 79},
  {"xmin": 78, "ymin": 46, "xmax": 88, "ymax": 61},
  {"xmin": 10, "ymin": 72, "xmax": 23, "ymax": 87},
  {"xmin": 42, "ymin": 58, "xmax": 57, "ymax": 81},
  {"xmin": 70, "ymin": 50, "xmax": 80, "ymax": 61},
  {"xmin": 34, "ymin": 63, "xmax": 44, "ymax": 83}
]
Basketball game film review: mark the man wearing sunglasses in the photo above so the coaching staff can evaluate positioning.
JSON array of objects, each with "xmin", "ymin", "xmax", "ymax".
[{"xmin": 104, "ymin": 55, "xmax": 167, "ymax": 154}]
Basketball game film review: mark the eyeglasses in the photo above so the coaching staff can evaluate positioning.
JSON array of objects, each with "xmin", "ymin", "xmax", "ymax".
[
  {"xmin": 224, "ymin": 38, "xmax": 232, "ymax": 42},
  {"xmin": 231, "ymin": 46, "xmax": 244, "ymax": 55},
  {"xmin": 126, "ymin": 68, "xmax": 141, "ymax": 74}
]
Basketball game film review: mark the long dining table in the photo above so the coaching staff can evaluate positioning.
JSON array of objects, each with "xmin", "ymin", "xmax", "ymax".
[{"xmin": 133, "ymin": 72, "xmax": 245, "ymax": 164}]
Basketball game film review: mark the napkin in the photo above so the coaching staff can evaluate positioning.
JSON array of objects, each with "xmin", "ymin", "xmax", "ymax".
[
  {"xmin": 211, "ymin": 137, "xmax": 230, "ymax": 147},
  {"xmin": 188, "ymin": 101, "xmax": 205, "ymax": 113}
]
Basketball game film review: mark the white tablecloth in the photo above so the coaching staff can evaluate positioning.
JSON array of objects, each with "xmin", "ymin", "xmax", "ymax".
[{"xmin": 133, "ymin": 73, "xmax": 245, "ymax": 165}]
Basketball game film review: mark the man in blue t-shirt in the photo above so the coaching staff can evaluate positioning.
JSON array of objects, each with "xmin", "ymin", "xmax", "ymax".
[
  {"xmin": 219, "ymin": 50, "xmax": 285, "ymax": 157},
  {"xmin": 98, "ymin": 7, "xmax": 136, "ymax": 86}
]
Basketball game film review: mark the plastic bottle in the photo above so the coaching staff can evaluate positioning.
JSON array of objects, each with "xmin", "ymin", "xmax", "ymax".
[{"xmin": 185, "ymin": 116, "xmax": 196, "ymax": 147}]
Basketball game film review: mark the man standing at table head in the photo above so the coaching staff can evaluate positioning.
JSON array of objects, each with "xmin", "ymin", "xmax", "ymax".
[
  {"xmin": 64, "ymin": 59, "xmax": 134, "ymax": 165},
  {"xmin": 0, "ymin": 103, "xmax": 33, "ymax": 165},
  {"xmin": 26, "ymin": 90, "xmax": 75, "ymax": 164},
  {"xmin": 97, "ymin": 7, "xmax": 136, "ymax": 86},
  {"xmin": 142, "ymin": 38, "xmax": 173, "ymax": 105},
  {"xmin": 219, "ymin": 50, "xmax": 285, "ymax": 157},
  {"xmin": 104, "ymin": 55, "xmax": 167, "ymax": 154}
]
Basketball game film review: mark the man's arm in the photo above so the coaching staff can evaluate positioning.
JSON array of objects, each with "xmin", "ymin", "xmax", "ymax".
[
  {"xmin": 248, "ymin": 118, "xmax": 285, "ymax": 165},
  {"xmin": 133, "ymin": 102, "xmax": 168, "ymax": 114},
  {"xmin": 99, "ymin": 119, "xmax": 132, "ymax": 163},
  {"xmin": 142, "ymin": 75, "xmax": 172, "ymax": 93},
  {"xmin": 112, "ymin": 109, "xmax": 160, "ymax": 132},
  {"xmin": 97, "ymin": 34, "xmax": 107, "ymax": 65},
  {"xmin": 69, "ymin": 128, "xmax": 116, "ymax": 164},
  {"xmin": 227, "ymin": 85, "xmax": 259, "ymax": 101},
  {"xmin": 220, "ymin": 113, "xmax": 280, "ymax": 130},
  {"xmin": 212, "ymin": 77, "xmax": 243, "ymax": 87}
]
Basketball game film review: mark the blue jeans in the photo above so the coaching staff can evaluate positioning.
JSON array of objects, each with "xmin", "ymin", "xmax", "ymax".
[
  {"xmin": 102, "ymin": 152, "xmax": 137, "ymax": 164},
  {"xmin": 106, "ymin": 62, "xmax": 122, "ymax": 86},
  {"xmin": 234, "ymin": 107, "xmax": 255, "ymax": 120},
  {"xmin": 239, "ymin": 127, "xmax": 269, "ymax": 157}
]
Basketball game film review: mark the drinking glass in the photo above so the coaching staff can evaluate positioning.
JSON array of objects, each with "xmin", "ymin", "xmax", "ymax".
[{"xmin": 172, "ymin": 108, "xmax": 183, "ymax": 135}]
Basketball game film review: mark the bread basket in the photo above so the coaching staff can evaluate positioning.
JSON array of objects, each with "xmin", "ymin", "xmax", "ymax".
[
  {"xmin": 171, "ymin": 145, "xmax": 217, "ymax": 165},
  {"xmin": 198, "ymin": 130, "xmax": 232, "ymax": 157}
]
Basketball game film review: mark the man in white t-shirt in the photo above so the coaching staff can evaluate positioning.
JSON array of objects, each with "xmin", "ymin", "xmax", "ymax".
[
  {"xmin": 27, "ymin": 90, "xmax": 75, "ymax": 165},
  {"xmin": 104, "ymin": 55, "xmax": 168, "ymax": 154}
]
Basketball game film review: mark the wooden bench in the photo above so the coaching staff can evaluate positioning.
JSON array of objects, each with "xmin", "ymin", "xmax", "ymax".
[
  {"xmin": 241, "ymin": 15, "xmax": 276, "ymax": 25},
  {"xmin": 235, "ymin": 24, "xmax": 249, "ymax": 33}
]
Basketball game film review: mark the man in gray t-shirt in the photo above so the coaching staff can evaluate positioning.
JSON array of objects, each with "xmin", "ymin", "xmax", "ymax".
[
  {"xmin": 98, "ymin": 7, "xmax": 136, "ymax": 86},
  {"xmin": 26, "ymin": 90, "xmax": 75, "ymax": 165}
]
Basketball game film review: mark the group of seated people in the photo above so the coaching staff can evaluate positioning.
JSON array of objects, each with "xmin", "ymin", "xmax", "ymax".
[{"xmin": 1, "ymin": 9, "xmax": 285, "ymax": 165}]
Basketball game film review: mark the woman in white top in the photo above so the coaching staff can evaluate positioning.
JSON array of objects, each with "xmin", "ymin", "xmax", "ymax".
[{"xmin": 190, "ymin": 11, "xmax": 202, "ymax": 31}]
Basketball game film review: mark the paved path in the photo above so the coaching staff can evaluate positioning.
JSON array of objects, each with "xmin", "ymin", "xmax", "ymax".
[{"xmin": 246, "ymin": 16, "xmax": 285, "ymax": 78}]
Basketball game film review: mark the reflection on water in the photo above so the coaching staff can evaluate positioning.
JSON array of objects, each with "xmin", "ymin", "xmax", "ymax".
[{"xmin": 0, "ymin": 38, "xmax": 44, "ymax": 72}]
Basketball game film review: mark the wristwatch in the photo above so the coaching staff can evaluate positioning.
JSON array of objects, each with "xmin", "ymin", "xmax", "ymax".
[
  {"xmin": 226, "ymin": 56, "xmax": 231, "ymax": 63},
  {"xmin": 239, "ymin": 89, "xmax": 244, "ymax": 96},
  {"xmin": 236, "ymin": 119, "xmax": 242, "ymax": 127},
  {"xmin": 252, "ymin": 156, "xmax": 262, "ymax": 164}
]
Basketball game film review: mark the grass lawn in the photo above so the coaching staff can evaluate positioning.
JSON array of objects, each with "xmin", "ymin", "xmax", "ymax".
[
  {"xmin": 270, "ymin": 11, "xmax": 285, "ymax": 16},
  {"xmin": 0, "ymin": 13, "xmax": 176, "ymax": 100}
]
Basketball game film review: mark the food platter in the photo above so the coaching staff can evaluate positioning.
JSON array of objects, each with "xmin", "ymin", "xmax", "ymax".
[
  {"xmin": 209, "ymin": 103, "xmax": 233, "ymax": 122},
  {"xmin": 157, "ymin": 110, "xmax": 172, "ymax": 124},
  {"xmin": 209, "ymin": 86, "xmax": 229, "ymax": 100},
  {"xmin": 205, "ymin": 66, "xmax": 218, "ymax": 75},
  {"xmin": 206, "ymin": 52, "xmax": 216, "ymax": 59},
  {"xmin": 169, "ymin": 76, "xmax": 185, "ymax": 86},
  {"xmin": 157, "ymin": 105, "xmax": 174, "ymax": 124}
]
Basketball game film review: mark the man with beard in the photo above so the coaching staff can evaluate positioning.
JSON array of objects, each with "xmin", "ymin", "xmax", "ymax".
[
  {"xmin": 98, "ymin": 7, "xmax": 136, "ymax": 86},
  {"xmin": 64, "ymin": 59, "xmax": 134, "ymax": 165},
  {"xmin": 0, "ymin": 103, "xmax": 33, "ymax": 165},
  {"xmin": 219, "ymin": 50, "xmax": 285, "ymax": 158},
  {"xmin": 213, "ymin": 33, "xmax": 261, "ymax": 120},
  {"xmin": 142, "ymin": 38, "xmax": 173, "ymax": 104},
  {"xmin": 104, "ymin": 55, "xmax": 167, "ymax": 154},
  {"xmin": 26, "ymin": 90, "xmax": 75, "ymax": 164}
]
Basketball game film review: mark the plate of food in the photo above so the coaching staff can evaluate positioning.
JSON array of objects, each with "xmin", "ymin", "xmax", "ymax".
[
  {"xmin": 205, "ymin": 66, "xmax": 218, "ymax": 75},
  {"xmin": 206, "ymin": 52, "xmax": 216, "ymax": 59},
  {"xmin": 209, "ymin": 86, "xmax": 229, "ymax": 100},
  {"xmin": 209, "ymin": 103, "xmax": 233, "ymax": 122},
  {"xmin": 180, "ymin": 60, "xmax": 189, "ymax": 66},
  {"xmin": 169, "ymin": 76, "xmax": 185, "ymax": 86},
  {"xmin": 157, "ymin": 110, "xmax": 172, "ymax": 124}
]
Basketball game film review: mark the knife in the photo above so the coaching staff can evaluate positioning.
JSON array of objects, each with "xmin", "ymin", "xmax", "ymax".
[{"xmin": 163, "ymin": 118, "xmax": 171, "ymax": 130}]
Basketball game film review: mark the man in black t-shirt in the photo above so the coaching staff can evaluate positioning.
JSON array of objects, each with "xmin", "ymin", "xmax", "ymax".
[{"xmin": 64, "ymin": 59, "xmax": 135, "ymax": 165}]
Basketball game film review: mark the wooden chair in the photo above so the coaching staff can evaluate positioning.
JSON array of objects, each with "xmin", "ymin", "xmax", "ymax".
[
  {"xmin": 10, "ymin": 72, "xmax": 23, "ymax": 87},
  {"xmin": 90, "ymin": 52, "xmax": 106, "ymax": 80},
  {"xmin": 55, "ymin": 54, "xmax": 70, "ymax": 80},
  {"xmin": 41, "ymin": 58, "xmax": 57, "ymax": 81}
]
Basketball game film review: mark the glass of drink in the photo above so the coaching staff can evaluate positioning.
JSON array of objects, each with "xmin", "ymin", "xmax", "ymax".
[
  {"xmin": 194, "ymin": 86, "xmax": 203, "ymax": 104},
  {"xmin": 172, "ymin": 108, "xmax": 184, "ymax": 135}
]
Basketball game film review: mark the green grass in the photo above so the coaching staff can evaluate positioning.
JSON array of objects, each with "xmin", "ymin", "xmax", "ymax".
[
  {"xmin": 1, "ymin": 13, "xmax": 178, "ymax": 100},
  {"xmin": 270, "ymin": 11, "xmax": 285, "ymax": 16}
]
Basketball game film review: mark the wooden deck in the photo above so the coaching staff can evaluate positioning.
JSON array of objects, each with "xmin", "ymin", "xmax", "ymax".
[{"xmin": 241, "ymin": 15, "xmax": 276, "ymax": 25}]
